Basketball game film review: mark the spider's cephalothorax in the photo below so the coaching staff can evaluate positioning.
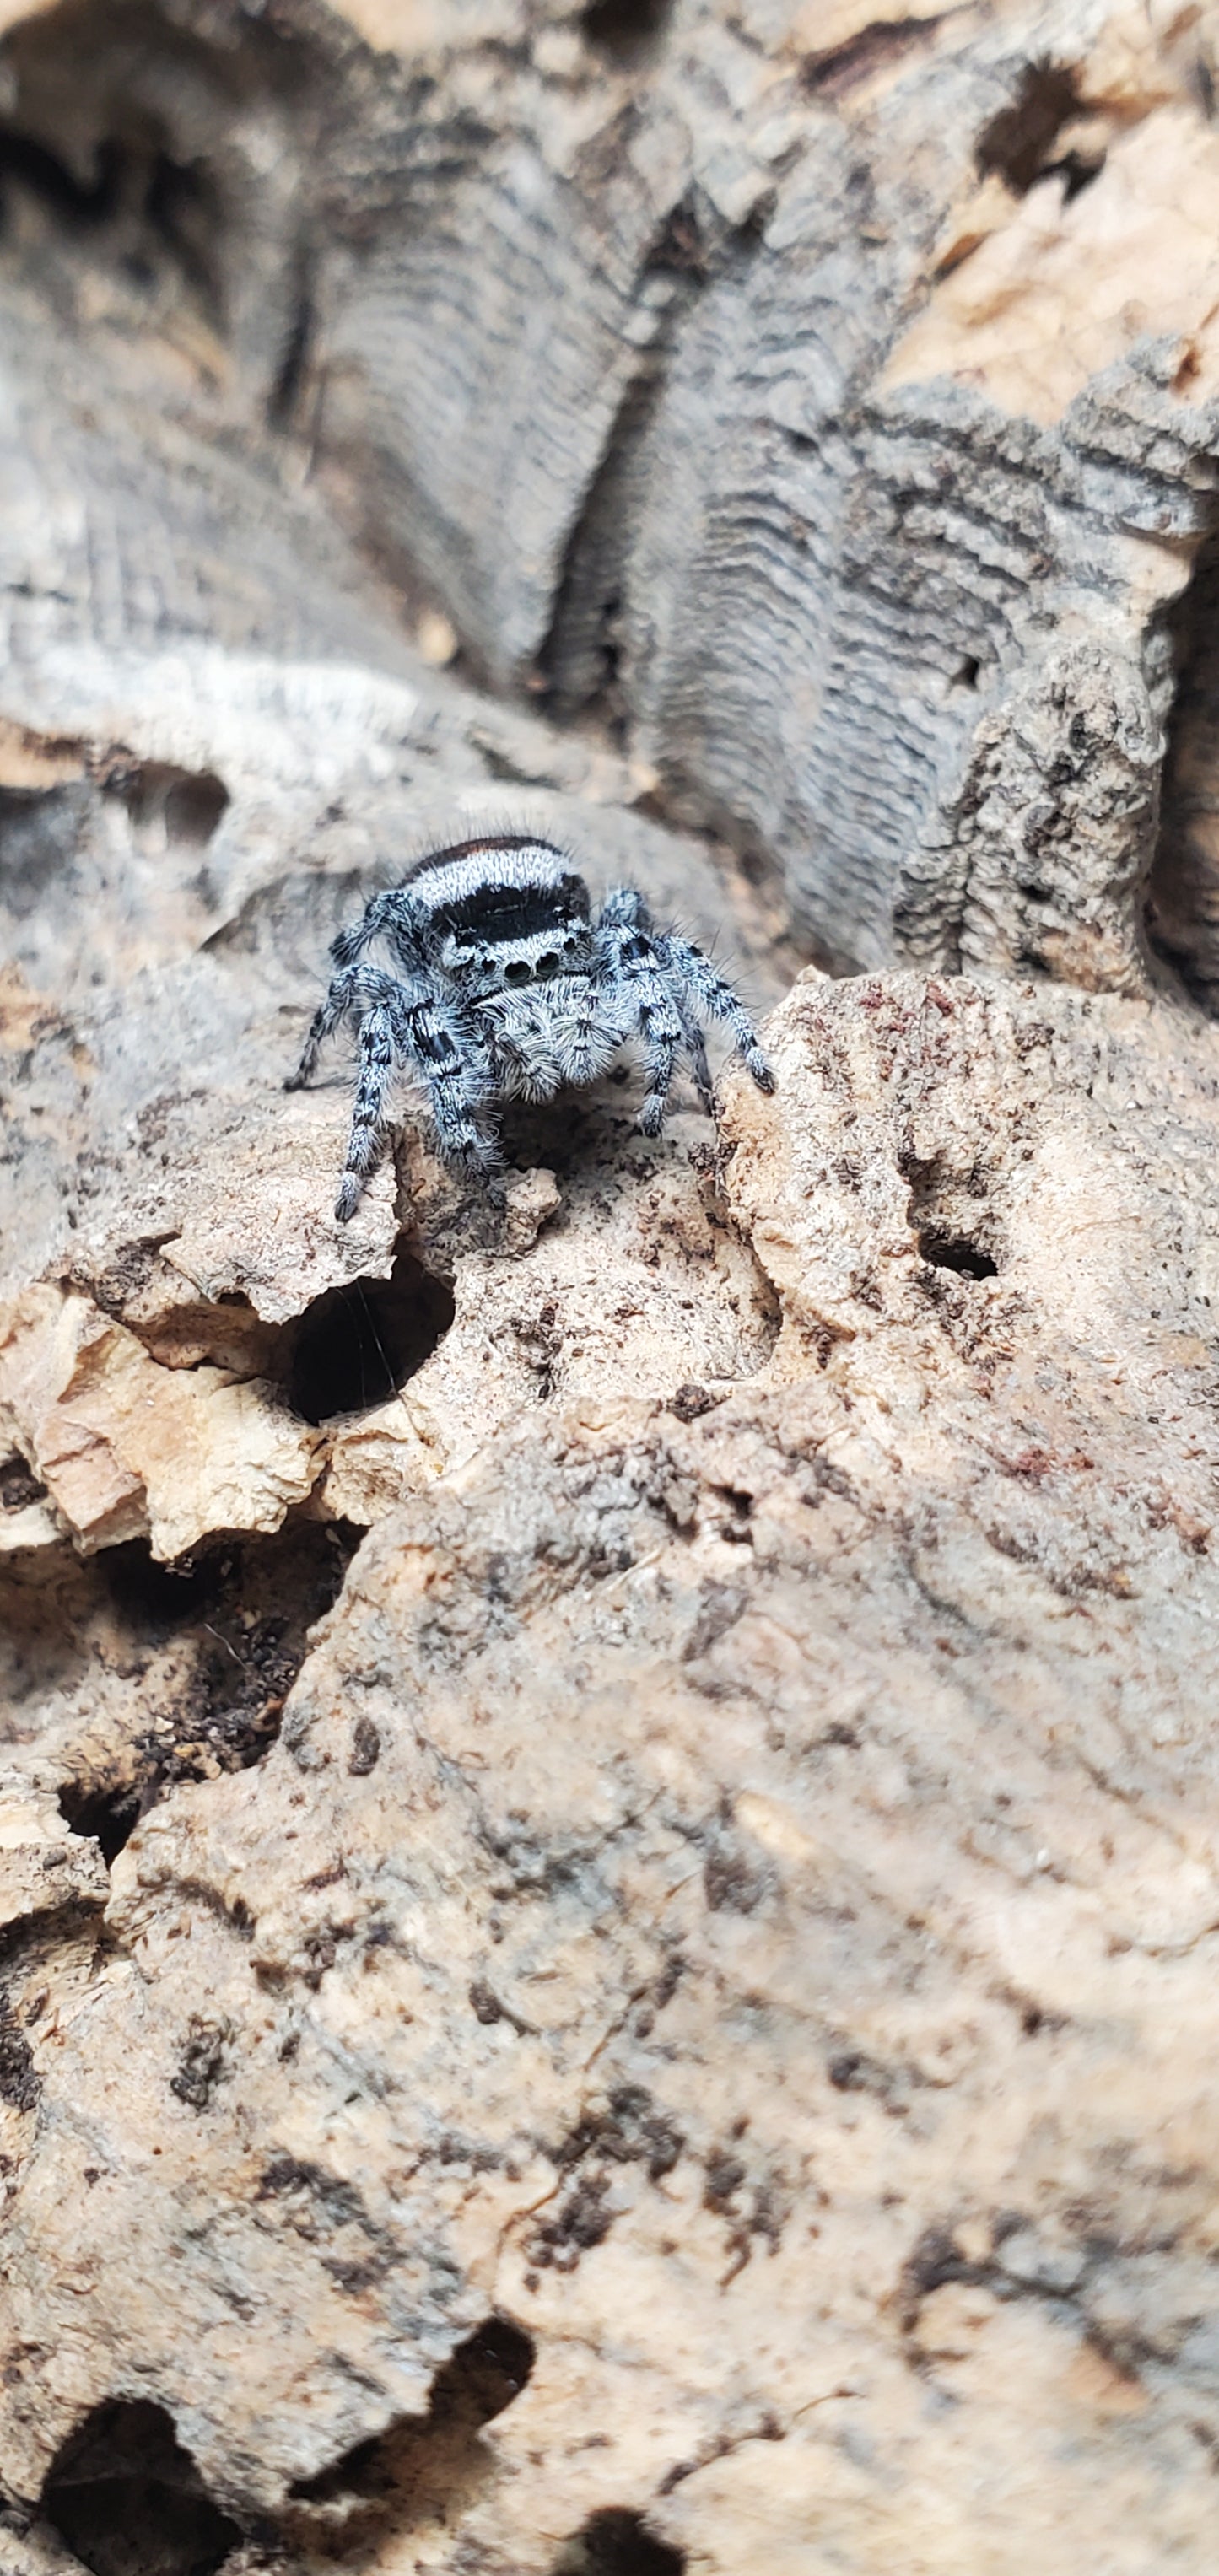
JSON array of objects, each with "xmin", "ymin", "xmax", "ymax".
[{"xmin": 288, "ymin": 834, "xmax": 774, "ymax": 1221}]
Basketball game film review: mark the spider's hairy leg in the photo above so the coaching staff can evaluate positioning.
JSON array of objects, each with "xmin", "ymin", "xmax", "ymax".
[
  {"xmin": 330, "ymin": 886, "xmax": 425, "ymax": 973},
  {"xmin": 289, "ymin": 886, "xmax": 423, "ymax": 1092},
  {"xmin": 287, "ymin": 962, "xmax": 371, "ymax": 1091},
  {"xmin": 482, "ymin": 994, "xmax": 562, "ymax": 1102},
  {"xmin": 335, "ymin": 1000, "xmax": 396, "ymax": 1221},
  {"xmin": 658, "ymin": 930, "xmax": 775, "ymax": 1094},
  {"xmin": 637, "ymin": 989, "xmax": 683, "ymax": 1134},
  {"xmin": 398, "ymin": 991, "xmax": 503, "ymax": 1195},
  {"xmin": 673, "ymin": 993, "xmax": 715, "ymax": 1115},
  {"xmin": 596, "ymin": 889, "xmax": 685, "ymax": 1136}
]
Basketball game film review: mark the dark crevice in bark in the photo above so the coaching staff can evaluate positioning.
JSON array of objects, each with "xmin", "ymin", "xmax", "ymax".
[
  {"xmin": 537, "ymin": 192, "xmax": 715, "ymax": 731},
  {"xmin": 45, "ymin": 1517, "xmax": 360, "ymax": 1866},
  {"xmin": 267, "ymin": 243, "xmax": 317, "ymax": 431},
  {"xmin": 538, "ymin": 356, "xmax": 667, "ymax": 731},
  {"xmin": 283, "ymin": 2316, "xmax": 535, "ymax": 2539},
  {"xmin": 800, "ymin": 17, "xmax": 947, "ymax": 100},
  {"xmin": 582, "ymin": 0, "xmax": 674, "ymax": 67},
  {"xmin": 42, "ymin": 2400, "xmax": 240, "ymax": 2576},
  {"xmin": 975, "ymin": 61, "xmax": 1083, "ymax": 196},
  {"xmin": 553, "ymin": 2506, "xmax": 687, "ymax": 2574},
  {"xmin": 538, "ymin": 188, "xmax": 768, "ymax": 778},
  {"xmin": 1146, "ymin": 522, "xmax": 1219, "ymax": 1014}
]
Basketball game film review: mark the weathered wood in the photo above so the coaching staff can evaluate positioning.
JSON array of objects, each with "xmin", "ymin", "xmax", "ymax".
[
  {"xmin": 5, "ymin": 10, "xmax": 1219, "ymax": 2576},
  {"xmin": 4, "ymin": 1, "xmax": 1219, "ymax": 981}
]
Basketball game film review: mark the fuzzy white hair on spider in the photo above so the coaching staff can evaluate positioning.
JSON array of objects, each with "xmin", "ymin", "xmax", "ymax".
[{"xmin": 288, "ymin": 833, "xmax": 774, "ymax": 1221}]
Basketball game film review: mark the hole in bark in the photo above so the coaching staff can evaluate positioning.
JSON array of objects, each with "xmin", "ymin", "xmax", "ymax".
[
  {"xmin": 99, "ymin": 1539, "xmax": 229, "ymax": 1637},
  {"xmin": 108, "ymin": 760, "xmax": 229, "ymax": 847},
  {"xmin": 553, "ymin": 2508, "xmax": 686, "ymax": 2575},
  {"xmin": 57, "ymin": 1776, "xmax": 145, "ymax": 1866},
  {"xmin": 164, "ymin": 770, "xmax": 229, "ymax": 844},
  {"xmin": 0, "ymin": 127, "xmax": 121, "ymax": 226},
  {"xmin": 902, "ymin": 1151, "xmax": 1001, "ymax": 1282},
  {"xmin": 582, "ymin": 0, "xmax": 672, "ymax": 64},
  {"xmin": 287, "ymin": 2315, "xmax": 535, "ymax": 2523},
  {"xmin": 288, "ymin": 1250, "xmax": 454, "ymax": 1423},
  {"xmin": 976, "ymin": 61, "xmax": 1081, "ymax": 195},
  {"xmin": 41, "ymin": 2398, "xmax": 240, "ymax": 2576},
  {"xmin": 51, "ymin": 1521, "xmax": 359, "ymax": 1862},
  {"xmin": 917, "ymin": 1231, "xmax": 998, "ymax": 1280},
  {"xmin": 0, "ymin": 1451, "xmax": 46, "ymax": 1511}
]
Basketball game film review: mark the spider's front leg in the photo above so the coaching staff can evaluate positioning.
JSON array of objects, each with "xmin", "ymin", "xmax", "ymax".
[
  {"xmin": 397, "ymin": 990, "xmax": 502, "ymax": 1194},
  {"xmin": 657, "ymin": 927, "xmax": 775, "ymax": 1097},
  {"xmin": 288, "ymin": 892, "xmax": 413, "ymax": 1093},
  {"xmin": 596, "ymin": 887, "xmax": 686, "ymax": 1137},
  {"xmin": 332, "ymin": 984, "xmax": 500, "ymax": 1222},
  {"xmin": 334, "ymin": 999, "xmax": 396, "ymax": 1221},
  {"xmin": 315, "ymin": 965, "xmax": 420, "ymax": 1219},
  {"xmin": 596, "ymin": 887, "xmax": 774, "ymax": 1131},
  {"xmin": 286, "ymin": 964, "xmax": 360, "ymax": 1092}
]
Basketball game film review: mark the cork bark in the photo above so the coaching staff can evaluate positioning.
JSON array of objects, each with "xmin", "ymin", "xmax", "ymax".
[{"xmin": 3, "ymin": 7, "xmax": 1219, "ymax": 2575}]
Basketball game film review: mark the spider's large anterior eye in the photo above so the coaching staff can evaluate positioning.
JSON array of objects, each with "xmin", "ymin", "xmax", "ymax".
[
  {"xmin": 534, "ymin": 952, "xmax": 561, "ymax": 979},
  {"xmin": 504, "ymin": 958, "xmax": 531, "ymax": 987}
]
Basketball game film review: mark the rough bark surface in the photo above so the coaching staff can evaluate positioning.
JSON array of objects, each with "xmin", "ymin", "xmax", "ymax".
[
  {"xmin": 3, "ymin": 4, "xmax": 1219, "ymax": 2575},
  {"xmin": 3, "ymin": 0, "xmax": 1219, "ymax": 979}
]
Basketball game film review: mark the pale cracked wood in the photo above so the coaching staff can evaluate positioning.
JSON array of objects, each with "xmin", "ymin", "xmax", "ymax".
[{"xmin": 4, "ymin": 974, "xmax": 1219, "ymax": 2571}]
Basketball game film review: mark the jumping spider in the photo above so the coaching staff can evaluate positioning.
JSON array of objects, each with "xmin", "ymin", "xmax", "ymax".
[{"xmin": 289, "ymin": 833, "xmax": 774, "ymax": 1221}]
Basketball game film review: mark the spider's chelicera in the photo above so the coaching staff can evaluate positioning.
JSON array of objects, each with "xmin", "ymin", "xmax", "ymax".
[{"xmin": 289, "ymin": 834, "xmax": 775, "ymax": 1221}]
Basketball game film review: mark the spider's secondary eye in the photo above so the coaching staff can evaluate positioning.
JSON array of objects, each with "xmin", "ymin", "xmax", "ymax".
[
  {"xmin": 534, "ymin": 952, "xmax": 561, "ymax": 979},
  {"xmin": 504, "ymin": 959, "xmax": 531, "ymax": 987}
]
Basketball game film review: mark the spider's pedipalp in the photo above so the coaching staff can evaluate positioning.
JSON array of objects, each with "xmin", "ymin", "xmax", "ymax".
[
  {"xmin": 556, "ymin": 978, "xmax": 626, "ymax": 1091},
  {"xmin": 597, "ymin": 883, "xmax": 655, "ymax": 936}
]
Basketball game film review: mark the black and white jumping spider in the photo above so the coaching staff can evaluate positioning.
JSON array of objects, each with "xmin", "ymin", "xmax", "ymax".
[{"xmin": 289, "ymin": 834, "xmax": 774, "ymax": 1221}]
